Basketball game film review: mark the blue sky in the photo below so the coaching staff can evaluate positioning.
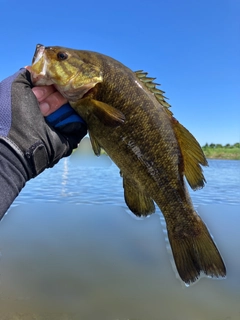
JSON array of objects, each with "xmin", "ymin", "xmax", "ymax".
[{"xmin": 0, "ymin": 0, "xmax": 239, "ymax": 146}]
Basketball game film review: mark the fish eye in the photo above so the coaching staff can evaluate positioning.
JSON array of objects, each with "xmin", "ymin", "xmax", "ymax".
[{"xmin": 57, "ymin": 52, "xmax": 68, "ymax": 60}]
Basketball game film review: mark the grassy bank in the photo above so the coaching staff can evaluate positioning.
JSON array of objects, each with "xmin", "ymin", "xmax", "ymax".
[{"xmin": 202, "ymin": 143, "xmax": 240, "ymax": 160}]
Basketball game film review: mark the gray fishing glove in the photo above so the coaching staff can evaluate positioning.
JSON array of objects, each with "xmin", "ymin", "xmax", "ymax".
[{"xmin": 0, "ymin": 68, "xmax": 87, "ymax": 179}]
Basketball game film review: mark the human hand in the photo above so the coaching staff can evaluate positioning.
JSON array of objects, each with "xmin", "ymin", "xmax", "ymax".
[
  {"xmin": 26, "ymin": 64, "xmax": 68, "ymax": 117},
  {"xmin": 0, "ymin": 69, "xmax": 87, "ymax": 179},
  {"xmin": 32, "ymin": 85, "xmax": 68, "ymax": 116}
]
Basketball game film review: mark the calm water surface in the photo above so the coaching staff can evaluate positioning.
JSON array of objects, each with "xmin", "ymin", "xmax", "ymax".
[
  {"xmin": 1, "ymin": 154, "xmax": 240, "ymax": 320},
  {"xmin": 13, "ymin": 157, "xmax": 240, "ymax": 208}
]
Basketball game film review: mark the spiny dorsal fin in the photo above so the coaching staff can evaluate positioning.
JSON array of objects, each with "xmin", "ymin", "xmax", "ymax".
[
  {"xmin": 135, "ymin": 70, "xmax": 171, "ymax": 109},
  {"xmin": 135, "ymin": 70, "xmax": 208, "ymax": 190},
  {"xmin": 171, "ymin": 117, "xmax": 208, "ymax": 190},
  {"xmin": 134, "ymin": 71, "xmax": 207, "ymax": 190}
]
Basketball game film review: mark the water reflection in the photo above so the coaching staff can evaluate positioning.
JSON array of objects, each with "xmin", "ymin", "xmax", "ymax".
[
  {"xmin": 2, "ymin": 149, "xmax": 240, "ymax": 319},
  {"xmin": 61, "ymin": 158, "xmax": 69, "ymax": 197},
  {"xmin": 13, "ymin": 156, "xmax": 240, "ymax": 208},
  {"xmin": 0, "ymin": 204, "xmax": 239, "ymax": 319}
]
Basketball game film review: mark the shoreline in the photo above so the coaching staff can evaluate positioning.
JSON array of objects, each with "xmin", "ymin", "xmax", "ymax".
[
  {"xmin": 202, "ymin": 146, "xmax": 240, "ymax": 160},
  {"xmin": 205, "ymin": 156, "xmax": 240, "ymax": 160}
]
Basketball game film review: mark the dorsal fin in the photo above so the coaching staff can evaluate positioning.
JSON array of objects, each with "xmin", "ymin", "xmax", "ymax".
[
  {"xmin": 135, "ymin": 70, "xmax": 208, "ymax": 190},
  {"xmin": 171, "ymin": 117, "xmax": 208, "ymax": 190},
  {"xmin": 135, "ymin": 70, "xmax": 171, "ymax": 109}
]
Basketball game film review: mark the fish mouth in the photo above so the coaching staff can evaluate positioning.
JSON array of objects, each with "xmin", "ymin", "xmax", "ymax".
[
  {"xmin": 31, "ymin": 44, "xmax": 54, "ymax": 86},
  {"xmin": 32, "ymin": 43, "xmax": 45, "ymax": 64}
]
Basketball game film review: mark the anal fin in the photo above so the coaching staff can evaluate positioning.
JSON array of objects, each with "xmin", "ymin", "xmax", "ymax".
[{"xmin": 122, "ymin": 175, "xmax": 155, "ymax": 217}]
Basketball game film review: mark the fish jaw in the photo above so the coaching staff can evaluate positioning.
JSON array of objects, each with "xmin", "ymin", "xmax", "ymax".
[
  {"xmin": 32, "ymin": 43, "xmax": 45, "ymax": 65},
  {"xmin": 30, "ymin": 44, "xmax": 54, "ymax": 86},
  {"xmin": 30, "ymin": 44, "xmax": 103, "ymax": 101}
]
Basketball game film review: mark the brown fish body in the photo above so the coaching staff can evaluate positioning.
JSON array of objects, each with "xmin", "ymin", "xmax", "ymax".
[
  {"xmin": 31, "ymin": 45, "xmax": 226, "ymax": 284},
  {"xmin": 71, "ymin": 56, "xmax": 189, "ymax": 218}
]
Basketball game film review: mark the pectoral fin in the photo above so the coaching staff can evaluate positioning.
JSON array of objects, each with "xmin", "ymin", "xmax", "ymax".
[
  {"xmin": 75, "ymin": 98, "xmax": 125, "ymax": 127},
  {"xmin": 122, "ymin": 176, "xmax": 155, "ymax": 217},
  {"xmin": 171, "ymin": 117, "xmax": 208, "ymax": 190}
]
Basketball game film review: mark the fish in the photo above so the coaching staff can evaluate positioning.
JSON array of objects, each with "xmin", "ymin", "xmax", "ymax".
[{"xmin": 30, "ymin": 44, "xmax": 226, "ymax": 284}]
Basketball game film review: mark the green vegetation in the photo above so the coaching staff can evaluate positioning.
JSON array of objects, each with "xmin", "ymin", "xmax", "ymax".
[{"xmin": 202, "ymin": 143, "xmax": 240, "ymax": 160}]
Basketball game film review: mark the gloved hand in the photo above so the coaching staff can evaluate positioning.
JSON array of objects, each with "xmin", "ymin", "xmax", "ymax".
[{"xmin": 0, "ymin": 68, "xmax": 87, "ymax": 179}]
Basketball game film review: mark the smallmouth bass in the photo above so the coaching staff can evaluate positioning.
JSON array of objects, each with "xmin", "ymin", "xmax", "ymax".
[{"xmin": 30, "ymin": 44, "xmax": 226, "ymax": 284}]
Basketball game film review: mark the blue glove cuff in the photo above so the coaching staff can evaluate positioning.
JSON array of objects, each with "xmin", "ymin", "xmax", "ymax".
[{"xmin": 46, "ymin": 103, "xmax": 86, "ymax": 128}]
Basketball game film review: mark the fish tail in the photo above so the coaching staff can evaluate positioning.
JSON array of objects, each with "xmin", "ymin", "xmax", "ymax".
[{"xmin": 167, "ymin": 216, "xmax": 226, "ymax": 284}]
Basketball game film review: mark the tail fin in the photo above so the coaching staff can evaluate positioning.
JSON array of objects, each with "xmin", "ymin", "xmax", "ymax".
[{"xmin": 168, "ymin": 218, "xmax": 226, "ymax": 285}]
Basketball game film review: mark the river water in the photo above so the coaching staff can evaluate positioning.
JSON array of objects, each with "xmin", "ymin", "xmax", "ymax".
[{"xmin": 0, "ymin": 142, "xmax": 240, "ymax": 320}]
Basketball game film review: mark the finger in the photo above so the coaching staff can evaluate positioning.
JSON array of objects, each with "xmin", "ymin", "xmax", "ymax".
[
  {"xmin": 32, "ymin": 85, "xmax": 56, "ymax": 102},
  {"xmin": 39, "ymin": 91, "xmax": 68, "ymax": 116}
]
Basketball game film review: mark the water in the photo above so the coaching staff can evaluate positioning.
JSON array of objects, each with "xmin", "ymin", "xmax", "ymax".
[
  {"xmin": 188, "ymin": 159, "xmax": 240, "ymax": 206},
  {"xmin": 1, "ymin": 149, "xmax": 240, "ymax": 319},
  {"xmin": 13, "ymin": 156, "xmax": 240, "ymax": 208}
]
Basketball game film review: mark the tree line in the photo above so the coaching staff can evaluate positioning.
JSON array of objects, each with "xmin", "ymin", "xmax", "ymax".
[{"xmin": 202, "ymin": 143, "xmax": 240, "ymax": 149}]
